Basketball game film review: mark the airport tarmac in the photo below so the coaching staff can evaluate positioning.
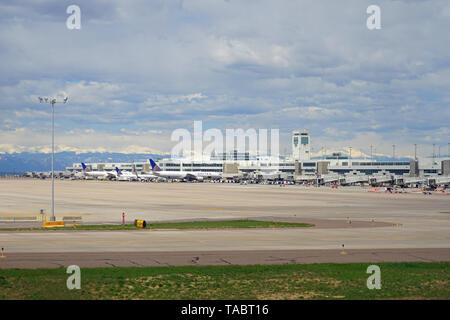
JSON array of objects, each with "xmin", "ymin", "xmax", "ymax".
[
  {"xmin": 0, "ymin": 179, "xmax": 449, "ymax": 268},
  {"xmin": 1, "ymin": 249, "xmax": 449, "ymax": 269},
  {"xmin": 1, "ymin": 179, "xmax": 449, "ymax": 222}
]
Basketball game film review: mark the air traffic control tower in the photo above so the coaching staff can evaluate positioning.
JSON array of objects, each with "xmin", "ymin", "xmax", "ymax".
[{"xmin": 292, "ymin": 130, "xmax": 311, "ymax": 161}]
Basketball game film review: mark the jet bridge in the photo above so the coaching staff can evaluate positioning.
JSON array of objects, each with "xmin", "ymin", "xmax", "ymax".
[
  {"xmin": 396, "ymin": 176, "xmax": 426, "ymax": 186},
  {"xmin": 369, "ymin": 174, "xmax": 393, "ymax": 185},
  {"xmin": 428, "ymin": 175, "xmax": 450, "ymax": 186},
  {"xmin": 320, "ymin": 174, "xmax": 345, "ymax": 185},
  {"xmin": 342, "ymin": 175, "xmax": 369, "ymax": 185}
]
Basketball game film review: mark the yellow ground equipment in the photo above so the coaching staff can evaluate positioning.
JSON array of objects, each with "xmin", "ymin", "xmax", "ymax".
[
  {"xmin": 134, "ymin": 219, "xmax": 147, "ymax": 228},
  {"xmin": 43, "ymin": 221, "xmax": 65, "ymax": 228}
]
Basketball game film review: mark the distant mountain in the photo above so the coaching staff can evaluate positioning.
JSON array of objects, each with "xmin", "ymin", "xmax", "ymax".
[{"xmin": 0, "ymin": 152, "xmax": 169, "ymax": 174}]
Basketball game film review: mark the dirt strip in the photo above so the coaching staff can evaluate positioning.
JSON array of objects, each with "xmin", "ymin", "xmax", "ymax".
[{"xmin": 0, "ymin": 248, "xmax": 448, "ymax": 269}]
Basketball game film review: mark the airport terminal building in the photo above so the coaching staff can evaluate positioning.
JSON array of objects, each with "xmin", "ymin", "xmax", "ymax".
[{"xmin": 65, "ymin": 130, "xmax": 450, "ymax": 185}]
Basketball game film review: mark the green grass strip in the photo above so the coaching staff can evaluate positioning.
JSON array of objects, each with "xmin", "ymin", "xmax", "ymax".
[
  {"xmin": 0, "ymin": 220, "xmax": 314, "ymax": 231},
  {"xmin": 0, "ymin": 262, "xmax": 448, "ymax": 300}
]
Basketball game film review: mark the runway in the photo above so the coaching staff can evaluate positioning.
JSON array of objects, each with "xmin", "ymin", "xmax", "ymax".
[
  {"xmin": 1, "ymin": 179, "xmax": 449, "ymax": 223},
  {"xmin": 1, "ymin": 249, "xmax": 449, "ymax": 269},
  {"xmin": 0, "ymin": 179, "xmax": 449, "ymax": 268}
]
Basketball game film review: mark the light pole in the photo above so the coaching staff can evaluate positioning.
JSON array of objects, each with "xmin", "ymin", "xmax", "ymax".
[
  {"xmin": 38, "ymin": 96, "xmax": 68, "ymax": 221},
  {"xmin": 433, "ymin": 143, "xmax": 436, "ymax": 164}
]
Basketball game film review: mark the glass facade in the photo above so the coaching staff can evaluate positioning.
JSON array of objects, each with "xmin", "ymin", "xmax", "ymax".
[
  {"xmin": 302, "ymin": 162, "xmax": 316, "ymax": 167},
  {"xmin": 301, "ymin": 137, "xmax": 308, "ymax": 145},
  {"xmin": 352, "ymin": 162, "xmax": 409, "ymax": 166},
  {"xmin": 165, "ymin": 163, "xmax": 180, "ymax": 167}
]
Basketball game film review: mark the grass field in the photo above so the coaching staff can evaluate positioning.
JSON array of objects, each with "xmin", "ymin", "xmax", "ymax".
[
  {"xmin": 0, "ymin": 220, "xmax": 314, "ymax": 231},
  {"xmin": 0, "ymin": 262, "xmax": 448, "ymax": 300}
]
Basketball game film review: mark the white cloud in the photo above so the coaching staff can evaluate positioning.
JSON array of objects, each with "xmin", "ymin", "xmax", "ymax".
[
  {"xmin": 0, "ymin": 0, "xmax": 449, "ymax": 157},
  {"xmin": 143, "ymin": 93, "xmax": 207, "ymax": 107},
  {"xmin": 0, "ymin": 126, "xmax": 168, "ymax": 154}
]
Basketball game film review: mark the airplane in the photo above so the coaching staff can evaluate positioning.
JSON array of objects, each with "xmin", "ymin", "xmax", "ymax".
[
  {"xmin": 79, "ymin": 163, "xmax": 115, "ymax": 179},
  {"xmin": 135, "ymin": 171, "xmax": 157, "ymax": 181},
  {"xmin": 149, "ymin": 159, "xmax": 222, "ymax": 181},
  {"xmin": 114, "ymin": 167, "xmax": 138, "ymax": 181}
]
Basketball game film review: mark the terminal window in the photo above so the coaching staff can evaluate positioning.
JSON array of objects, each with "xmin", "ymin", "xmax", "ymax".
[
  {"xmin": 303, "ymin": 162, "xmax": 316, "ymax": 167},
  {"xmin": 301, "ymin": 137, "xmax": 308, "ymax": 145}
]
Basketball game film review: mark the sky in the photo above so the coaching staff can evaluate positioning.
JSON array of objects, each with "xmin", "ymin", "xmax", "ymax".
[{"xmin": 0, "ymin": 0, "xmax": 449, "ymax": 159}]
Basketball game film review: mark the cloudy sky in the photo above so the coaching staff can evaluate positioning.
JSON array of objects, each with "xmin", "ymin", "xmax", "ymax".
[{"xmin": 1, "ymin": 0, "xmax": 449, "ymax": 158}]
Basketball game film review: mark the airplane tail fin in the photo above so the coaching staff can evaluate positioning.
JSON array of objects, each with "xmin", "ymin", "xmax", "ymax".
[
  {"xmin": 115, "ymin": 167, "xmax": 122, "ymax": 176},
  {"xmin": 81, "ymin": 163, "xmax": 88, "ymax": 172},
  {"xmin": 149, "ymin": 159, "xmax": 161, "ymax": 172}
]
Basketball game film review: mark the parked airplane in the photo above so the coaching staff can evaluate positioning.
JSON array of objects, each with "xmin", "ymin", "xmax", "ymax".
[
  {"xmin": 149, "ymin": 159, "xmax": 221, "ymax": 181},
  {"xmin": 114, "ymin": 167, "xmax": 138, "ymax": 181},
  {"xmin": 80, "ymin": 163, "xmax": 114, "ymax": 179},
  {"xmin": 135, "ymin": 171, "xmax": 157, "ymax": 181}
]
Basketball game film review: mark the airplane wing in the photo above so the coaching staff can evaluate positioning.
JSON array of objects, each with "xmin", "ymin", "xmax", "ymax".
[{"xmin": 185, "ymin": 173, "xmax": 198, "ymax": 180}]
